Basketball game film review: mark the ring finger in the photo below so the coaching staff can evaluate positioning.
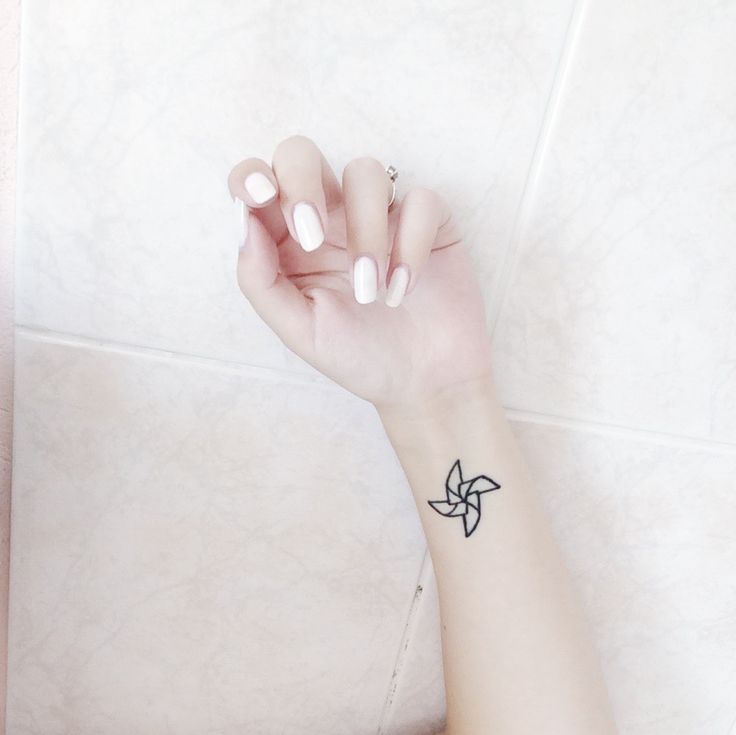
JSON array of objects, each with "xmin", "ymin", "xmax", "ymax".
[{"xmin": 386, "ymin": 187, "xmax": 457, "ymax": 308}]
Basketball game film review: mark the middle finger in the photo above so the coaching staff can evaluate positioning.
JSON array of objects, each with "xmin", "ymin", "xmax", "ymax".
[
  {"xmin": 342, "ymin": 157, "xmax": 393, "ymax": 304},
  {"xmin": 272, "ymin": 135, "xmax": 342, "ymax": 252}
]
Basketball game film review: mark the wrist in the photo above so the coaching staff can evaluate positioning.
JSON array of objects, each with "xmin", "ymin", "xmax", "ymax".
[
  {"xmin": 376, "ymin": 372, "xmax": 505, "ymax": 452},
  {"xmin": 377, "ymin": 369, "xmax": 531, "ymax": 531}
]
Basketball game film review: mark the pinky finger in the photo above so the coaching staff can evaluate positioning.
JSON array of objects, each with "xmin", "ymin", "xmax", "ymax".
[
  {"xmin": 386, "ymin": 187, "xmax": 454, "ymax": 308},
  {"xmin": 228, "ymin": 157, "xmax": 279, "ymax": 208}
]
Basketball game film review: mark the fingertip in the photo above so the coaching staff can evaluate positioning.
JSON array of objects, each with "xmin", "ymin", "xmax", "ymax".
[
  {"xmin": 227, "ymin": 157, "xmax": 279, "ymax": 209},
  {"xmin": 385, "ymin": 263, "xmax": 411, "ymax": 308},
  {"xmin": 293, "ymin": 201, "xmax": 326, "ymax": 252},
  {"xmin": 244, "ymin": 171, "xmax": 278, "ymax": 206}
]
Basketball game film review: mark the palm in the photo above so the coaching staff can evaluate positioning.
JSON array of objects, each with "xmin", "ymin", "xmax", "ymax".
[
  {"xmin": 268, "ymin": 204, "xmax": 492, "ymax": 405},
  {"xmin": 232, "ymin": 138, "xmax": 493, "ymax": 409}
]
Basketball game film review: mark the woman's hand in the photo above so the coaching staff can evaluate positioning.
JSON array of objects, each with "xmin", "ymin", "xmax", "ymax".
[
  {"xmin": 228, "ymin": 136, "xmax": 619, "ymax": 734},
  {"xmin": 227, "ymin": 135, "xmax": 493, "ymax": 411}
]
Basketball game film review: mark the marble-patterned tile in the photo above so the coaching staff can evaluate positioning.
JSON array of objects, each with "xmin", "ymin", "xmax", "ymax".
[
  {"xmin": 16, "ymin": 0, "xmax": 574, "ymax": 372},
  {"xmin": 384, "ymin": 419, "xmax": 736, "ymax": 735},
  {"xmin": 492, "ymin": 0, "xmax": 736, "ymax": 443},
  {"xmin": 7, "ymin": 334, "xmax": 426, "ymax": 734}
]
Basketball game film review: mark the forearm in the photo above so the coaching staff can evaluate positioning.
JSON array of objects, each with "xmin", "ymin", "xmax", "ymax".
[
  {"xmin": 229, "ymin": 135, "xmax": 617, "ymax": 732},
  {"xmin": 378, "ymin": 376, "xmax": 617, "ymax": 734}
]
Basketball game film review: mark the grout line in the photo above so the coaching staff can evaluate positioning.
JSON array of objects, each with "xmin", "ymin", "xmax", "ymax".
[
  {"xmin": 14, "ymin": 325, "xmax": 336, "ymax": 390},
  {"xmin": 16, "ymin": 325, "xmax": 736, "ymax": 454},
  {"xmin": 376, "ymin": 547, "xmax": 432, "ymax": 735},
  {"xmin": 507, "ymin": 407, "xmax": 736, "ymax": 455},
  {"xmin": 486, "ymin": 0, "xmax": 588, "ymax": 340}
]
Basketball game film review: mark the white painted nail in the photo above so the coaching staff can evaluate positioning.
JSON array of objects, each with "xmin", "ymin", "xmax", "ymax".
[
  {"xmin": 385, "ymin": 264, "xmax": 410, "ymax": 307},
  {"xmin": 236, "ymin": 199, "xmax": 248, "ymax": 250},
  {"xmin": 353, "ymin": 255, "xmax": 378, "ymax": 304},
  {"xmin": 293, "ymin": 202, "xmax": 324, "ymax": 252},
  {"xmin": 244, "ymin": 172, "xmax": 277, "ymax": 204}
]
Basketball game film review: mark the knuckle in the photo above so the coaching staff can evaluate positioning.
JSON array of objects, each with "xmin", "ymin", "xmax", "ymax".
[
  {"xmin": 344, "ymin": 156, "xmax": 383, "ymax": 177},
  {"xmin": 273, "ymin": 134, "xmax": 317, "ymax": 162},
  {"xmin": 405, "ymin": 186, "xmax": 439, "ymax": 208},
  {"xmin": 227, "ymin": 158, "xmax": 257, "ymax": 185}
]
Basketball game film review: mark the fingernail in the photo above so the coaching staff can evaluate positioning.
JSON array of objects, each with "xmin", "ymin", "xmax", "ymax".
[
  {"xmin": 244, "ymin": 172, "xmax": 277, "ymax": 204},
  {"xmin": 385, "ymin": 264, "xmax": 410, "ymax": 308},
  {"xmin": 293, "ymin": 202, "xmax": 324, "ymax": 252},
  {"xmin": 237, "ymin": 199, "xmax": 248, "ymax": 250},
  {"xmin": 353, "ymin": 255, "xmax": 378, "ymax": 304}
]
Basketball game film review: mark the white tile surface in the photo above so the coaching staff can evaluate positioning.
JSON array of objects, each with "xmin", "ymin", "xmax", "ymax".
[
  {"xmin": 7, "ymin": 334, "xmax": 426, "ymax": 734},
  {"xmin": 16, "ymin": 0, "xmax": 575, "ymax": 372},
  {"xmin": 491, "ymin": 0, "xmax": 736, "ymax": 443},
  {"xmin": 11, "ymin": 0, "xmax": 736, "ymax": 733},
  {"xmin": 386, "ymin": 418, "xmax": 736, "ymax": 735}
]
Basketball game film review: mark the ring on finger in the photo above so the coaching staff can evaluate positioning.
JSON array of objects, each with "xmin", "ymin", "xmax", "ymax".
[{"xmin": 386, "ymin": 165, "xmax": 399, "ymax": 209}]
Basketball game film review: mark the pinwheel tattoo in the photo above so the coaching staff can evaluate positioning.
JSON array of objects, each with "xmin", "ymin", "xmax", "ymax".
[{"xmin": 428, "ymin": 459, "xmax": 500, "ymax": 537}]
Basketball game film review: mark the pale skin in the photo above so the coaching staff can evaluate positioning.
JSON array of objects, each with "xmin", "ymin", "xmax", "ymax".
[{"xmin": 228, "ymin": 135, "xmax": 618, "ymax": 734}]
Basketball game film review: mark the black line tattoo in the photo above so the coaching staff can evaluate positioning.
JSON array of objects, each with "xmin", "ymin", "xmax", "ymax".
[{"xmin": 427, "ymin": 459, "xmax": 500, "ymax": 537}]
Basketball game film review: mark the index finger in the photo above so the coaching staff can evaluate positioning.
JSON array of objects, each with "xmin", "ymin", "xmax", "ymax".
[{"xmin": 272, "ymin": 135, "xmax": 342, "ymax": 252}]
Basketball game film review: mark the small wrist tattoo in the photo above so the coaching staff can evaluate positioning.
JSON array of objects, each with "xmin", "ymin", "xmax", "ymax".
[{"xmin": 427, "ymin": 459, "xmax": 500, "ymax": 537}]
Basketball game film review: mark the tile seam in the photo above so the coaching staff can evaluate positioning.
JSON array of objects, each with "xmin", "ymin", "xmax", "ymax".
[
  {"xmin": 507, "ymin": 408, "xmax": 736, "ymax": 456},
  {"xmin": 15, "ymin": 325, "xmax": 736, "ymax": 453},
  {"xmin": 487, "ymin": 0, "xmax": 588, "ymax": 339},
  {"xmin": 14, "ymin": 325, "xmax": 335, "ymax": 390},
  {"xmin": 376, "ymin": 547, "xmax": 432, "ymax": 735}
]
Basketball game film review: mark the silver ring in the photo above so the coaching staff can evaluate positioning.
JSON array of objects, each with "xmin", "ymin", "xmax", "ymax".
[{"xmin": 386, "ymin": 165, "xmax": 399, "ymax": 208}]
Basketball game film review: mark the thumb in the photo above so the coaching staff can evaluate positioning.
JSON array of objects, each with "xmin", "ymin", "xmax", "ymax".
[{"xmin": 236, "ymin": 204, "xmax": 314, "ymax": 357}]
